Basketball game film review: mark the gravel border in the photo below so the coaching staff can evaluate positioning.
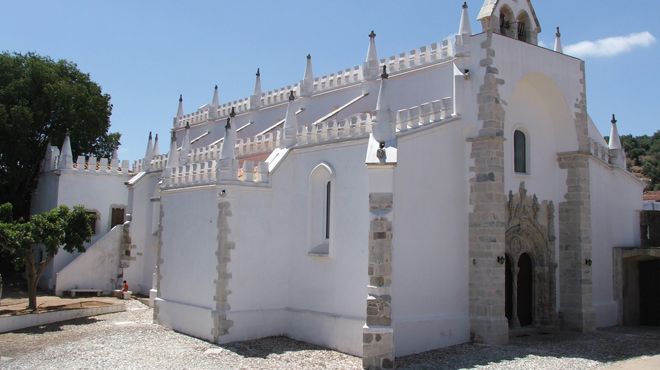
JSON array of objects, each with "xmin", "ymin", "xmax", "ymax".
[{"xmin": 1, "ymin": 301, "xmax": 658, "ymax": 370}]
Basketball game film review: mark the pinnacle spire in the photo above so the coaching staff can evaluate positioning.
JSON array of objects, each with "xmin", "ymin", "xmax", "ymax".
[
  {"xmin": 282, "ymin": 90, "xmax": 298, "ymax": 147},
  {"xmin": 459, "ymin": 2, "xmax": 472, "ymax": 36},
  {"xmin": 143, "ymin": 131, "xmax": 154, "ymax": 170},
  {"xmin": 608, "ymin": 114, "xmax": 622, "ymax": 150},
  {"xmin": 58, "ymin": 130, "xmax": 74, "ymax": 170},
  {"xmin": 180, "ymin": 123, "xmax": 191, "ymax": 165},
  {"xmin": 212, "ymin": 85, "xmax": 220, "ymax": 107},
  {"xmin": 373, "ymin": 65, "xmax": 394, "ymax": 144},
  {"xmin": 301, "ymin": 54, "xmax": 314, "ymax": 97},
  {"xmin": 220, "ymin": 116, "xmax": 236, "ymax": 160},
  {"xmin": 364, "ymin": 30, "xmax": 380, "ymax": 81},
  {"xmin": 166, "ymin": 131, "xmax": 180, "ymax": 169},
  {"xmin": 153, "ymin": 133, "xmax": 160, "ymax": 156},
  {"xmin": 554, "ymin": 27, "xmax": 563, "ymax": 53},
  {"xmin": 251, "ymin": 68, "xmax": 263, "ymax": 111},
  {"xmin": 176, "ymin": 94, "xmax": 184, "ymax": 118}
]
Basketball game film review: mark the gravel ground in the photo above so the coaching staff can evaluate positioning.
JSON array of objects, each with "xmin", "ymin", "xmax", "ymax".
[{"xmin": 1, "ymin": 300, "xmax": 658, "ymax": 369}]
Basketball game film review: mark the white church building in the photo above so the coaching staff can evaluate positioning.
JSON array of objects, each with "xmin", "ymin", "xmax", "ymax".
[{"xmin": 30, "ymin": 1, "xmax": 650, "ymax": 368}]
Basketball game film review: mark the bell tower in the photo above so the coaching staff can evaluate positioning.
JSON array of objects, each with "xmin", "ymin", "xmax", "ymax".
[{"xmin": 476, "ymin": 0, "xmax": 541, "ymax": 45}]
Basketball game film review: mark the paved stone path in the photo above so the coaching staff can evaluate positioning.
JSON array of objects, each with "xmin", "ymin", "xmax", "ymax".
[{"xmin": 1, "ymin": 300, "xmax": 658, "ymax": 369}]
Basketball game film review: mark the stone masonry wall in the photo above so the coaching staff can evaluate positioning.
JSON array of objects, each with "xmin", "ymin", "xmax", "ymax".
[
  {"xmin": 467, "ymin": 30, "xmax": 509, "ymax": 345},
  {"xmin": 556, "ymin": 60, "xmax": 595, "ymax": 332},
  {"xmin": 363, "ymin": 192, "xmax": 394, "ymax": 369},
  {"xmin": 212, "ymin": 198, "xmax": 234, "ymax": 341},
  {"xmin": 557, "ymin": 152, "xmax": 596, "ymax": 331}
]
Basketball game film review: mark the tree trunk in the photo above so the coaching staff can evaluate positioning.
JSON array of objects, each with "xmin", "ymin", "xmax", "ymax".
[
  {"xmin": 25, "ymin": 249, "xmax": 52, "ymax": 311},
  {"xmin": 25, "ymin": 254, "xmax": 38, "ymax": 311}
]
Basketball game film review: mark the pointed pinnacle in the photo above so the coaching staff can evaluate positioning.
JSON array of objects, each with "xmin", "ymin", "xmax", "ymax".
[
  {"xmin": 369, "ymin": 30, "xmax": 376, "ymax": 39},
  {"xmin": 381, "ymin": 65, "xmax": 389, "ymax": 79},
  {"xmin": 288, "ymin": 90, "xmax": 295, "ymax": 101}
]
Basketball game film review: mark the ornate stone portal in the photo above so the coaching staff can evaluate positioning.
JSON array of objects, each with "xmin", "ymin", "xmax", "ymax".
[{"xmin": 505, "ymin": 182, "xmax": 557, "ymax": 329}]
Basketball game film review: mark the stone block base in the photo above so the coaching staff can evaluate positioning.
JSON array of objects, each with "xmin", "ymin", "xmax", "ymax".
[
  {"xmin": 470, "ymin": 316, "xmax": 509, "ymax": 345},
  {"xmin": 560, "ymin": 308, "xmax": 596, "ymax": 332},
  {"xmin": 363, "ymin": 326, "xmax": 394, "ymax": 369}
]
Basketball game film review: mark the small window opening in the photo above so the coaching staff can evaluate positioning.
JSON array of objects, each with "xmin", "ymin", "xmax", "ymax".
[
  {"xmin": 325, "ymin": 181, "xmax": 331, "ymax": 240},
  {"xmin": 514, "ymin": 130, "xmax": 527, "ymax": 173}
]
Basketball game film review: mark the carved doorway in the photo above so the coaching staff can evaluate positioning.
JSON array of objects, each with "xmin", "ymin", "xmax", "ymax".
[
  {"xmin": 505, "ymin": 255, "xmax": 513, "ymax": 322},
  {"xmin": 505, "ymin": 183, "xmax": 557, "ymax": 330},
  {"xmin": 517, "ymin": 253, "xmax": 533, "ymax": 326}
]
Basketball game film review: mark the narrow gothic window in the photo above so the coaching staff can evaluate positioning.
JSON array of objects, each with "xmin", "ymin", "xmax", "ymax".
[
  {"xmin": 325, "ymin": 181, "xmax": 331, "ymax": 240},
  {"xmin": 517, "ymin": 21, "xmax": 527, "ymax": 41},
  {"xmin": 309, "ymin": 163, "xmax": 333, "ymax": 255},
  {"xmin": 514, "ymin": 130, "xmax": 527, "ymax": 173}
]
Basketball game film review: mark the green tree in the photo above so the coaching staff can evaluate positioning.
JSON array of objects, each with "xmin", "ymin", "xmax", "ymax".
[
  {"xmin": 0, "ymin": 203, "xmax": 93, "ymax": 310},
  {"xmin": 0, "ymin": 52, "xmax": 118, "ymax": 219},
  {"xmin": 620, "ymin": 131, "xmax": 660, "ymax": 191}
]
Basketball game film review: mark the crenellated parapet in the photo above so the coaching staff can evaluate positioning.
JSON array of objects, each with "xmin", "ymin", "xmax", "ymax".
[
  {"xmin": 172, "ymin": 37, "xmax": 455, "ymax": 130},
  {"xmin": 161, "ymin": 159, "xmax": 269, "ymax": 189}
]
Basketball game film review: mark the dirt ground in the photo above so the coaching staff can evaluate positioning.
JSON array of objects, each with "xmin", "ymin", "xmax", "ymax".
[{"xmin": 0, "ymin": 282, "xmax": 123, "ymax": 316}]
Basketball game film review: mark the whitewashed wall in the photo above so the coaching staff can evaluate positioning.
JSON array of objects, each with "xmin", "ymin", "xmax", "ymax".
[
  {"xmin": 54, "ymin": 224, "xmax": 123, "ymax": 295},
  {"xmin": 589, "ymin": 161, "xmax": 644, "ymax": 327},
  {"xmin": 392, "ymin": 120, "xmax": 471, "ymax": 356},
  {"xmin": 31, "ymin": 169, "xmax": 129, "ymax": 290},
  {"xmin": 125, "ymin": 171, "xmax": 162, "ymax": 294},
  {"xmin": 157, "ymin": 187, "xmax": 220, "ymax": 340}
]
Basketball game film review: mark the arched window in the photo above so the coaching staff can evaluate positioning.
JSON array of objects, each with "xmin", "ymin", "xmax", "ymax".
[
  {"xmin": 517, "ymin": 12, "xmax": 530, "ymax": 42},
  {"xmin": 309, "ymin": 163, "xmax": 334, "ymax": 255},
  {"xmin": 499, "ymin": 6, "xmax": 513, "ymax": 37},
  {"xmin": 514, "ymin": 130, "xmax": 527, "ymax": 173}
]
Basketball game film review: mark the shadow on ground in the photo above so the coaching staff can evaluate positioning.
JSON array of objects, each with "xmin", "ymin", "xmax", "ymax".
[
  {"xmin": 396, "ymin": 326, "xmax": 660, "ymax": 370},
  {"xmin": 221, "ymin": 336, "xmax": 337, "ymax": 358},
  {"xmin": 10, "ymin": 316, "xmax": 101, "ymax": 335}
]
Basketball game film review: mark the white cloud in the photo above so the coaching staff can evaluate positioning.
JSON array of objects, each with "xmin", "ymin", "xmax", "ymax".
[{"xmin": 565, "ymin": 31, "xmax": 656, "ymax": 58}]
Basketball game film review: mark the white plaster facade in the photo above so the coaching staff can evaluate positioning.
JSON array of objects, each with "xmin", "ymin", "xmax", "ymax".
[{"xmin": 31, "ymin": 0, "xmax": 647, "ymax": 365}]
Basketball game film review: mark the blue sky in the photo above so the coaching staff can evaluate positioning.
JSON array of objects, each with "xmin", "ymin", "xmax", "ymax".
[{"xmin": 2, "ymin": 0, "xmax": 658, "ymax": 159}]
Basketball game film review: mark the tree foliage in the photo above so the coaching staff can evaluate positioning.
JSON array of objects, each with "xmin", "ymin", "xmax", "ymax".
[
  {"xmin": 620, "ymin": 131, "xmax": 660, "ymax": 191},
  {"xmin": 0, "ymin": 203, "xmax": 93, "ymax": 310},
  {"xmin": 0, "ymin": 52, "xmax": 118, "ymax": 219}
]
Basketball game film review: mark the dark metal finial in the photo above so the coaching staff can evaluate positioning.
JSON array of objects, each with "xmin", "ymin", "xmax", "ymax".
[
  {"xmin": 288, "ymin": 90, "xmax": 295, "ymax": 101},
  {"xmin": 256, "ymin": 68, "xmax": 260, "ymax": 77},
  {"xmin": 155, "ymin": 133, "xmax": 158, "ymax": 141},
  {"xmin": 369, "ymin": 30, "xmax": 376, "ymax": 39},
  {"xmin": 463, "ymin": 1, "xmax": 468, "ymax": 9},
  {"xmin": 179, "ymin": 94, "xmax": 183, "ymax": 102},
  {"xmin": 171, "ymin": 130, "xmax": 177, "ymax": 141},
  {"xmin": 381, "ymin": 65, "xmax": 389, "ymax": 79},
  {"xmin": 307, "ymin": 54, "xmax": 311, "ymax": 60},
  {"xmin": 225, "ymin": 117, "xmax": 231, "ymax": 130},
  {"xmin": 230, "ymin": 106, "xmax": 236, "ymax": 118},
  {"xmin": 611, "ymin": 114, "xmax": 617, "ymax": 124},
  {"xmin": 556, "ymin": 27, "xmax": 561, "ymax": 37},
  {"xmin": 214, "ymin": 84, "xmax": 218, "ymax": 90},
  {"xmin": 185, "ymin": 122, "xmax": 190, "ymax": 129},
  {"xmin": 148, "ymin": 131, "xmax": 152, "ymax": 139}
]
